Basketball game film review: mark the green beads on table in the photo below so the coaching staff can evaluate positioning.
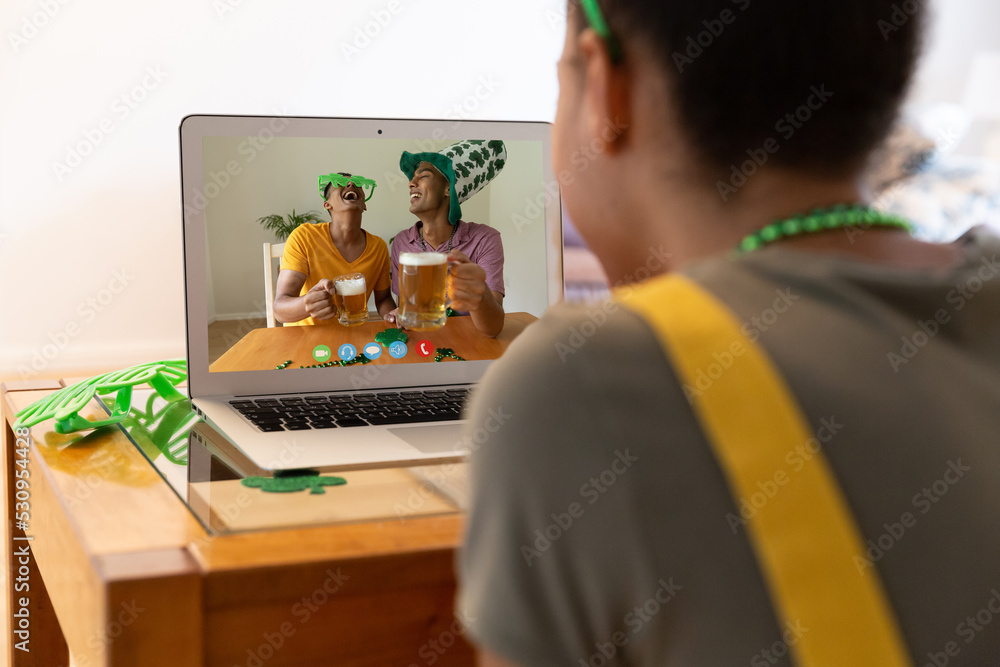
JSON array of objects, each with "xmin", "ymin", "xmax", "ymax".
[
  {"xmin": 280, "ymin": 356, "xmax": 372, "ymax": 370},
  {"xmin": 434, "ymin": 348, "xmax": 466, "ymax": 363},
  {"xmin": 333, "ymin": 355, "xmax": 371, "ymax": 367}
]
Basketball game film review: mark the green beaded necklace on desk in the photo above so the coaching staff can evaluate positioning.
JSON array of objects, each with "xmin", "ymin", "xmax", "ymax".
[{"xmin": 734, "ymin": 204, "xmax": 914, "ymax": 255}]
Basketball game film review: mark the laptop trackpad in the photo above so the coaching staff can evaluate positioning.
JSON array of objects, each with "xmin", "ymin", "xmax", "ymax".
[{"xmin": 388, "ymin": 424, "xmax": 466, "ymax": 454}]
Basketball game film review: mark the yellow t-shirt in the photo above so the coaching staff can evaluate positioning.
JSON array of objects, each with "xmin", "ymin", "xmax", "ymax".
[{"xmin": 280, "ymin": 223, "xmax": 391, "ymax": 326}]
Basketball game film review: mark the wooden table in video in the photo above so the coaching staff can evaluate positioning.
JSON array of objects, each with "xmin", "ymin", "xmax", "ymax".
[{"xmin": 210, "ymin": 312, "xmax": 538, "ymax": 373}]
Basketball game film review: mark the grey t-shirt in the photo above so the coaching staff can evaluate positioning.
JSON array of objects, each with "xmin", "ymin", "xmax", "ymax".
[{"xmin": 458, "ymin": 229, "xmax": 1000, "ymax": 666}]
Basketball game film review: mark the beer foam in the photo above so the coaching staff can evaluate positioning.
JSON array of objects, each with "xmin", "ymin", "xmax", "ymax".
[
  {"xmin": 335, "ymin": 278, "xmax": 365, "ymax": 296},
  {"xmin": 399, "ymin": 252, "xmax": 447, "ymax": 266}
]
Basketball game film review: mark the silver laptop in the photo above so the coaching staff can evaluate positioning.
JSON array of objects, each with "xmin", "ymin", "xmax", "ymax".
[{"xmin": 179, "ymin": 115, "xmax": 562, "ymax": 473}]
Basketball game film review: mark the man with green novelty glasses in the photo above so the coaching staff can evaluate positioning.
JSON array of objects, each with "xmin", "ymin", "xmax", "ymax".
[
  {"xmin": 273, "ymin": 172, "xmax": 396, "ymax": 326},
  {"xmin": 389, "ymin": 140, "xmax": 508, "ymax": 338},
  {"xmin": 319, "ymin": 172, "xmax": 377, "ymax": 202}
]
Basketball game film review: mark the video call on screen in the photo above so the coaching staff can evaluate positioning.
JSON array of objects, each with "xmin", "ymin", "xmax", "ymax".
[{"xmin": 201, "ymin": 136, "xmax": 551, "ymax": 373}]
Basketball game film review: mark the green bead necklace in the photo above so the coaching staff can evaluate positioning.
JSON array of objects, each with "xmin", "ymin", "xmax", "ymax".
[{"xmin": 734, "ymin": 204, "xmax": 914, "ymax": 255}]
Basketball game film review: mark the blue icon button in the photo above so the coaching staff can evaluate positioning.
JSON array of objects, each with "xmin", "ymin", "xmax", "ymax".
[
  {"xmin": 388, "ymin": 341, "xmax": 408, "ymax": 359},
  {"xmin": 363, "ymin": 343, "xmax": 382, "ymax": 360},
  {"xmin": 338, "ymin": 343, "xmax": 357, "ymax": 361}
]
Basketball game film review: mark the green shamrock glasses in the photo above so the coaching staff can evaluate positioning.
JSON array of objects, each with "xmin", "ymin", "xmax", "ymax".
[{"xmin": 318, "ymin": 173, "xmax": 378, "ymax": 202}]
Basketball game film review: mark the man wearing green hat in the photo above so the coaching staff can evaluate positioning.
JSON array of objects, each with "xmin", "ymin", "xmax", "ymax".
[
  {"xmin": 274, "ymin": 172, "xmax": 396, "ymax": 326},
  {"xmin": 390, "ymin": 140, "xmax": 508, "ymax": 338}
]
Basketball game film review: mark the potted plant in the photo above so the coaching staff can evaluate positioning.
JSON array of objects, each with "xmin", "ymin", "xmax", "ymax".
[{"xmin": 257, "ymin": 209, "xmax": 325, "ymax": 241}]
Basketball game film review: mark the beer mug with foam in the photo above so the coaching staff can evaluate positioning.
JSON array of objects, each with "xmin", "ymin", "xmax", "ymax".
[
  {"xmin": 333, "ymin": 273, "xmax": 368, "ymax": 327},
  {"xmin": 397, "ymin": 252, "xmax": 449, "ymax": 330}
]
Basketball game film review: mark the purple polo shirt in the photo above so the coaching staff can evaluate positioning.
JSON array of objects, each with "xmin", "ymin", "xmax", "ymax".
[{"xmin": 390, "ymin": 220, "xmax": 505, "ymax": 297}]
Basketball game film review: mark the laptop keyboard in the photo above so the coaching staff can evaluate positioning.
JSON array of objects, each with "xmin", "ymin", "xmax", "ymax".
[{"xmin": 229, "ymin": 388, "xmax": 472, "ymax": 432}]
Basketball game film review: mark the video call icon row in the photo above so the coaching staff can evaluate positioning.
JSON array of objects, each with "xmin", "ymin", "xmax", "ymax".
[{"xmin": 313, "ymin": 341, "xmax": 438, "ymax": 363}]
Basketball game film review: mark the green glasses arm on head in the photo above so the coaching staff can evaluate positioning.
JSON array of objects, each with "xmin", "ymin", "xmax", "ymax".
[{"xmin": 579, "ymin": 0, "xmax": 622, "ymax": 62}]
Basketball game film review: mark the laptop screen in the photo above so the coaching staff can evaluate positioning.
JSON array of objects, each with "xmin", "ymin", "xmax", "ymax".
[{"xmin": 181, "ymin": 117, "xmax": 561, "ymax": 397}]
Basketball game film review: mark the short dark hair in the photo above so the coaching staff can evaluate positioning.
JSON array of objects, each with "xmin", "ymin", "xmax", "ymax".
[{"xmin": 572, "ymin": 0, "xmax": 925, "ymax": 177}]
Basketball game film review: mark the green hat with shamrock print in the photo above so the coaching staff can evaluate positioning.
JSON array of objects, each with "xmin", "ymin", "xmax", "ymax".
[{"xmin": 399, "ymin": 139, "xmax": 507, "ymax": 225}]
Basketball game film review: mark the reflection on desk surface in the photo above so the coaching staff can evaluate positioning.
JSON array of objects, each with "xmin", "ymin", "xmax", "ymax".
[
  {"xmin": 210, "ymin": 311, "xmax": 537, "ymax": 373},
  {"xmin": 40, "ymin": 424, "xmax": 164, "ymax": 490},
  {"xmin": 104, "ymin": 388, "xmax": 466, "ymax": 535}
]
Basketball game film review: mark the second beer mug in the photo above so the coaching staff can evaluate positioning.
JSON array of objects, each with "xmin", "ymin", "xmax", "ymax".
[
  {"xmin": 398, "ymin": 252, "xmax": 448, "ymax": 331},
  {"xmin": 333, "ymin": 273, "xmax": 368, "ymax": 327}
]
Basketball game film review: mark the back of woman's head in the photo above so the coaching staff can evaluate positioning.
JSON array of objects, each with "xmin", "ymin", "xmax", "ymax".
[{"xmin": 575, "ymin": 0, "xmax": 926, "ymax": 178}]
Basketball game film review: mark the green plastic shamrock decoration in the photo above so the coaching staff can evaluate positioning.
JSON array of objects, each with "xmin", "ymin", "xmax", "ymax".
[
  {"xmin": 375, "ymin": 328, "xmax": 408, "ymax": 348},
  {"xmin": 241, "ymin": 472, "xmax": 347, "ymax": 495}
]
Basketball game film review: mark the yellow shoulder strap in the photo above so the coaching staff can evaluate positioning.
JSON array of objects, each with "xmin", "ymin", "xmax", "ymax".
[{"xmin": 617, "ymin": 274, "xmax": 912, "ymax": 666}]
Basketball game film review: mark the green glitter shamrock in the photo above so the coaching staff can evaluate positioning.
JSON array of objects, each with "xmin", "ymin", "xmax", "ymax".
[
  {"xmin": 375, "ymin": 328, "xmax": 408, "ymax": 348},
  {"xmin": 241, "ymin": 471, "xmax": 347, "ymax": 495}
]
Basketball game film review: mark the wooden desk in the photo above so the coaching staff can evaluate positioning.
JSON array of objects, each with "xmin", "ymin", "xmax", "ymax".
[
  {"xmin": 2, "ymin": 379, "xmax": 474, "ymax": 666},
  {"xmin": 211, "ymin": 312, "xmax": 537, "ymax": 373}
]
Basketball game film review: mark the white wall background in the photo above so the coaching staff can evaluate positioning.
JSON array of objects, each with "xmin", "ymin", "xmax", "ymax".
[
  {"xmin": 1, "ymin": 0, "xmax": 995, "ymax": 380},
  {"xmin": 202, "ymin": 137, "xmax": 547, "ymax": 323}
]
